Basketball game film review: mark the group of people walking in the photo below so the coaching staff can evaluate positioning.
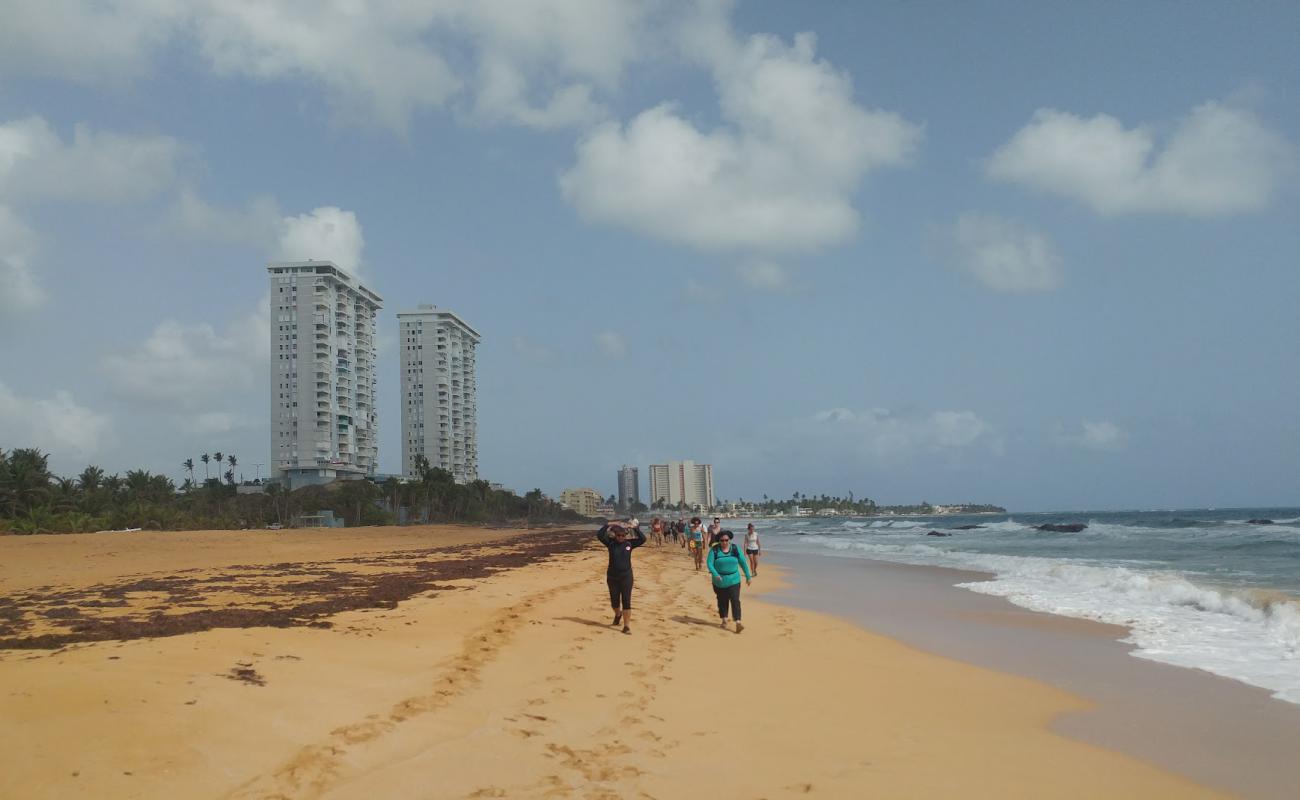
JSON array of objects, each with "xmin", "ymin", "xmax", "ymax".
[{"xmin": 595, "ymin": 516, "xmax": 762, "ymax": 635}]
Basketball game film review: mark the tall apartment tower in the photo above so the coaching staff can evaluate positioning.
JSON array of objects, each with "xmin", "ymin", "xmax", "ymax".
[
  {"xmin": 399, "ymin": 305, "xmax": 480, "ymax": 483},
  {"xmin": 268, "ymin": 261, "xmax": 381, "ymax": 488},
  {"xmin": 617, "ymin": 465, "xmax": 640, "ymax": 510},
  {"xmin": 648, "ymin": 460, "xmax": 715, "ymax": 510}
]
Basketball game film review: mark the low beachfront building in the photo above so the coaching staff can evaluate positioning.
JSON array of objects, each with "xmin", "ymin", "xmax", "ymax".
[{"xmin": 560, "ymin": 488, "xmax": 602, "ymax": 517}]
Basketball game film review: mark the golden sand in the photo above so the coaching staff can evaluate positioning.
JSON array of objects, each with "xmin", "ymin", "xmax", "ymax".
[{"xmin": 0, "ymin": 527, "xmax": 1222, "ymax": 799}]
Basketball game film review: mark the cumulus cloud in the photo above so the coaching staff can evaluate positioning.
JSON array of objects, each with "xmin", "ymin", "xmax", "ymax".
[
  {"xmin": 987, "ymin": 101, "xmax": 1294, "ymax": 215},
  {"xmin": 560, "ymin": 26, "xmax": 921, "ymax": 253},
  {"xmin": 0, "ymin": 208, "xmax": 43, "ymax": 315},
  {"xmin": 938, "ymin": 212, "xmax": 1064, "ymax": 292},
  {"xmin": 809, "ymin": 408, "xmax": 994, "ymax": 457},
  {"xmin": 101, "ymin": 297, "xmax": 269, "ymax": 413},
  {"xmin": 0, "ymin": 381, "xmax": 111, "ymax": 459},
  {"xmin": 1055, "ymin": 420, "xmax": 1128, "ymax": 452},
  {"xmin": 595, "ymin": 330, "xmax": 627, "ymax": 359},
  {"xmin": 273, "ymin": 207, "xmax": 365, "ymax": 277},
  {"xmin": 0, "ymin": 115, "xmax": 184, "ymax": 204},
  {"xmin": 0, "ymin": 1, "xmax": 649, "ymax": 133},
  {"xmin": 0, "ymin": 115, "xmax": 185, "ymax": 316},
  {"xmin": 0, "ymin": 0, "xmax": 183, "ymax": 84},
  {"xmin": 175, "ymin": 191, "xmax": 368, "ymax": 279}
]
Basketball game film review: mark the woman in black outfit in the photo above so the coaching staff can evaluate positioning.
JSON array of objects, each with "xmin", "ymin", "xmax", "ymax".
[{"xmin": 596, "ymin": 520, "xmax": 646, "ymax": 634}]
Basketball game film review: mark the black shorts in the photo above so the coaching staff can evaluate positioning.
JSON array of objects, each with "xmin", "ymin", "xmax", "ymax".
[
  {"xmin": 607, "ymin": 572, "xmax": 633, "ymax": 609},
  {"xmin": 746, "ymin": 549, "xmax": 759, "ymax": 555}
]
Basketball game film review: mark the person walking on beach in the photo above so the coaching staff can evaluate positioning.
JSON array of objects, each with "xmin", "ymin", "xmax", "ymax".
[
  {"xmin": 687, "ymin": 517, "xmax": 706, "ymax": 570},
  {"xmin": 708, "ymin": 517, "xmax": 722, "ymax": 547},
  {"xmin": 596, "ymin": 519, "xmax": 646, "ymax": 634},
  {"xmin": 651, "ymin": 517, "xmax": 665, "ymax": 547},
  {"xmin": 744, "ymin": 522, "xmax": 762, "ymax": 576},
  {"xmin": 707, "ymin": 530, "xmax": 752, "ymax": 633}
]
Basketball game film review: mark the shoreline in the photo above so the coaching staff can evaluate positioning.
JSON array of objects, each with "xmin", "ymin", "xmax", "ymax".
[
  {"xmin": 765, "ymin": 551, "xmax": 1300, "ymax": 799},
  {"xmin": 0, "ymin": 529, "xmax": 1235, "ymax": 798}
]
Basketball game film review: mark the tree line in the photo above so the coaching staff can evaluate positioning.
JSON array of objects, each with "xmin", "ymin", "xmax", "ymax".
[{"xmin": 0, "ymin": 448, "xmax": 583, "ymax": 535}]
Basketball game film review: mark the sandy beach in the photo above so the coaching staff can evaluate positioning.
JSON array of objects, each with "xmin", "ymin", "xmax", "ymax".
[{"xmin": 0, "ymin": 526, "xmax": 1225, "ymax": 799}]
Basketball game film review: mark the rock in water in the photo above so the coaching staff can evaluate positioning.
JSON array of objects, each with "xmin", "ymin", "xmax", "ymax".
[
  {"xmin": 1036, "ymin": 523, "xmax": 1087, "ymax": 533},
  {"xmin": 1246, "ymin": 519, "xmax": 1274, "ymax": 525},
  {"xmin": 952, "ymin": 525, "xmax": 983, "ymax": 530},
  {"xmin": 926, "ymin": 530, "xmax": 952, "ymax": 537}
]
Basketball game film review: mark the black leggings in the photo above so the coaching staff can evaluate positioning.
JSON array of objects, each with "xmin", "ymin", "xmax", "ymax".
[
  {"xmin": 607, "ymin": 572, "xmax": 633, "ymax": 610},
  {"xmin": 714, "ymin": 583, "xmax": 742, "ymax": 621}
]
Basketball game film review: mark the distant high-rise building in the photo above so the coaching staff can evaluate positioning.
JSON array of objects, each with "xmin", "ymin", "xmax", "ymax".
[
  {"xmin": 399, "ymin": 304, "xmax": 480, "ymax": 483},
  {"xmin": 268, "ymin": 261, "xmax": 381, "ymax": 488},
  {"xmin": 647, "ymin": 460, "xmax": 715, "ymax": 510},
  {"xmin": 560, "ymin": 488, "xmax": 602, "ymax": 517},
  {"xmin": 617, "ymin": 465, "xmax": 640, "ymax": 510}
]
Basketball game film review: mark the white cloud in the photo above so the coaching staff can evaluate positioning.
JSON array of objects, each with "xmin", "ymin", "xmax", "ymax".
[
  {"xmin": 1055, "ymin": 420, "xmax": 1128, "ymax": 452},
  {"xmin": 273, "ymin": 207, "xmax": 365, "ymax": 277},
  {"xmin": 0, "ymin": 1, "xmax": 650, "ymax": 133},
  {"xmin": 560, "ymin": 26, "xmax": 921, "ymax": 253},
  {"xmin": 0, "ymin": 207, "xmax": 43, "ymax": 315},
  {"xmin": 175, "ymin": 192, "xmax": 368, "ymax": 280},
  {"xmin": 987, "ymin": 101, "xmax": 1294, "ymax": 215},
  {"xmin": 735, "ymin": 260, "xmax": 791, "ymax": 291},
  {"xmin": 101, "ymin": 297, "xmax": 269, "ymax": 412},
  {"xmin": 809, "ymin": 408, "xmax": 994, "ymax": 458},
  {"xmin": 0, "ymin": 0, "xmax": 183, "ymax": 84},
  {"xmin": 173, "ymin": 188, "xmax": 283, "ymax": 248},
  {"xmin": 0, "ymin": 381, "xmax": 111, "ymax": 460},
  {"xmin": 0, "ymin": 115, "xmax": 184, "ymax": 204},
  {"xmin": 940, "ymin": 212, "xmax": 1064, "ymax": 292},
  {"xmin": 191, "ymin": 1, "xmax": 461, "ymax": 132},
  {"xmin": 0, "ymin": 115, "xmax": 185, "ymax": 313},
  {"xmin": 595, "ymin": 330, "xmax": 627, "ymax": 359}
]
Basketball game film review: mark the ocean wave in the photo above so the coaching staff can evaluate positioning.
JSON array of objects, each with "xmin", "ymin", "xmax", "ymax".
[
  {"xmin": 778, "ymin": 535, "xmax": 1300, "ymax": 704},
  {"xmin": 950, "ymin": 559, "xmax": 1300, "ymax": 705}
]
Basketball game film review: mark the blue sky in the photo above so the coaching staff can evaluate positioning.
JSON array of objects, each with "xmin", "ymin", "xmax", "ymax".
[{"xmin": 1, "ymin": 0, "xmax": 1296, "ymax": 512}]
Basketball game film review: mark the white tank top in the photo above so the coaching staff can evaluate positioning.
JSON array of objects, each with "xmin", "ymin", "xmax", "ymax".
[{"xmin": 744, "ymin": 530, "xmax": 759, "ymax": 549}]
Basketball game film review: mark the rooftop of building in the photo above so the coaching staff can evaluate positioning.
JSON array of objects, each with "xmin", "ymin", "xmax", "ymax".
[
  {"xmin": 396, "ymin": 304, "xmax": 482, "ymax": 340},
  {"xmin": 267, "ymin": 260, "xmax": 382, "ymax": 306}
]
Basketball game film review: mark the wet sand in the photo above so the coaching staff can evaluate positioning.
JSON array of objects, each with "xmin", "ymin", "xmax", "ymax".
[
  {"xmin": 768, "ymin": 552, "xmax": 1300, "ymax": 799},
  {"xmin": 0, "ymin": 528, "xmax": 1225, "ymax": 798}
]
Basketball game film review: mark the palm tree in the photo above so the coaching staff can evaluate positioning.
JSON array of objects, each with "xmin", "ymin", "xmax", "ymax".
[
  {"xmin": 183, "ymin": 458, "xmax": 195, "ymax": 487},
  {"xmin": 78, "ymin": 465, "xmax": 105, "ymax": 493},
  {"xmin": 213, "ymin": 452, "xmax": 223, "ymax": 475},
  {"xmin": 4, "ymin": 448, "xmax": 51, "ymax": 517},
  {"xmin": 200, "ymin": 453, "xmax": 210, "ymax": 480},
  {"xmin": 227, "ymin": 454, "xmax": 237, "ymax": 482}
]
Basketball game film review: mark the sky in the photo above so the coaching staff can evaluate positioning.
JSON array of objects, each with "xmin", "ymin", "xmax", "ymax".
[{"xmin": 0, "ymin": 0, "xmax": 1297, "ymax": 512}]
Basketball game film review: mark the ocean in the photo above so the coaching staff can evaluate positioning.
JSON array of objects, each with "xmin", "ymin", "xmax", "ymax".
[{"xmin": 744, "ymin": 508, "xmax": 1300, "ymax": 704}]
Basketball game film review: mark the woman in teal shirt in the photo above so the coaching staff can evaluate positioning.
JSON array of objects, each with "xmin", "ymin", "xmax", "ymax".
[{"xmin": 707, "ymin": 530, "xmax": 753, "ymax": 632}]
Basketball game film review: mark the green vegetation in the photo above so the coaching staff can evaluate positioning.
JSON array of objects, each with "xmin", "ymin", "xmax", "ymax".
[{"xmin": 0, "ymin": 447, "xmax": 581, "ymax": 535}]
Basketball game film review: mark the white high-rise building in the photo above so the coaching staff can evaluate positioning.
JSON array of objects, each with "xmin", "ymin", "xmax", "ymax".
[
  {"xmin": 399, "ymin": 304, "xmax": 480, "ymax": 483},
  {"xmin": 268, "ymin": 261, "xmax": 381, "ymax": 488},
  {"xmin": 648, "ymin": 460, "xmax": 715, "ymax": 510}
]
